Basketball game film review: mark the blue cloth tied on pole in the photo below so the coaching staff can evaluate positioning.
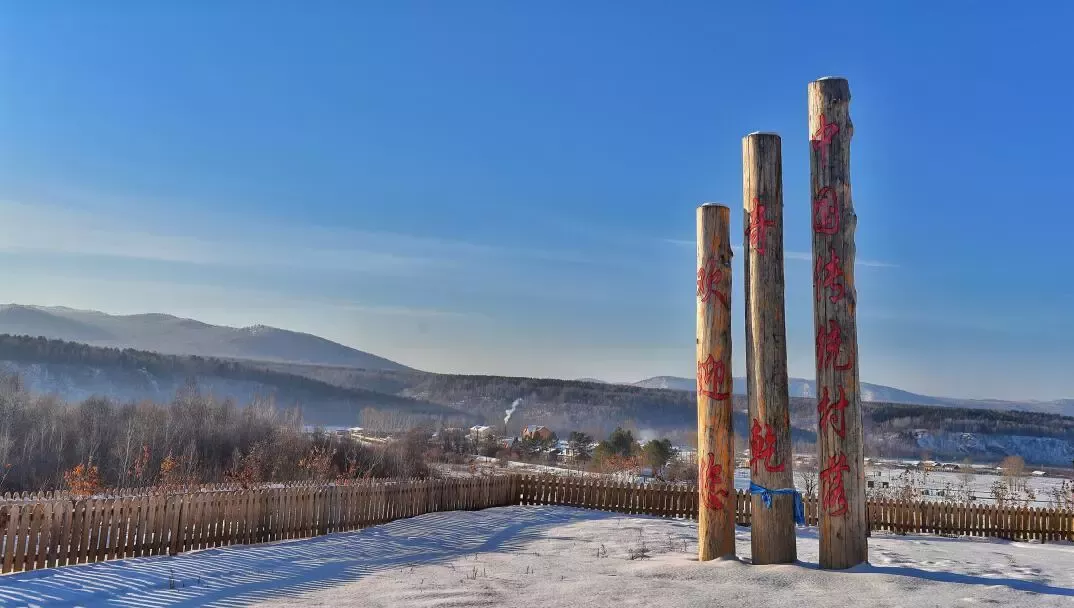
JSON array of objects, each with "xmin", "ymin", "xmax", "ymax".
[{"xmin": 748, "ymin": 481, "xmax": 806, "ymax": 525}]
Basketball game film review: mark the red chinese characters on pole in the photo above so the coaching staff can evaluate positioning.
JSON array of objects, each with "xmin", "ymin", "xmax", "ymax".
[
  {"xmin": 700, "ymin": 452, "xmax": 730, "ymax": 510},
  {"xmin": 811, "ymin": 114, "xmax": 840, "ymax": 165},
  {"xmin": 747, "ymin": 198, "xmax": 776, "ymax": 255},
  {"xmin": 815, "ymin": 247, "xmax": 846, "ymax": 304},
  {"xmin": 749, "ymin": 419, "xmax": 784, "ymax": 473},
  {"xmin": 697, "ymin": 354, "xmax": 730, "ymax": 401},
  {"xmin": 812, "ymin": 187, "xmax": 840, "ymax": 235},
  {"xmin": 820, "ymin": 452, "xmax": 850, "ymax": 517},
  {"xmin": 817, "ymin": 385, "xmax": 848, "ymax": 439},
  {"xmin": 816, "ymin": 320, "xmax": 854, "ymax": 372},
  {"xmin": 696, "ymin": 257, "xmax": 729, "ymax": 309}
]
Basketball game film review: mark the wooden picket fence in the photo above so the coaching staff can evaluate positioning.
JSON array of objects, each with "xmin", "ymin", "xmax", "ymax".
[
  {"xmin": 0, "ymin": 477, "xmax": 516, "ymax": 575},
  {"xmin": 2, "ymin": 474, "xmax": 1073, "ymax": 576},
  {"xmin": 514, "ymin": 475, "xmax": 1074, "ymax": 542}
]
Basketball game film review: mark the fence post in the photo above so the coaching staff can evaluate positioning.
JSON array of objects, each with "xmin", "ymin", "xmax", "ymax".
[
  {"xmin": 696, "ymin": 203, "xmax": 736, "ymax": 561},
  {"xmin": 169, "ymin": 493, "xmax": 185, "ymax": 556},
  {"xmin": 809, "ymin": 76, "xmax": 868, "ymax": 569},
  {"xmin": 742, "ymin": 133, "xmax": 796, "ymax": 564}
]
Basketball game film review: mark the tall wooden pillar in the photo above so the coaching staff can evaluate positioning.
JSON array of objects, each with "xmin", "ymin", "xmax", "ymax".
[
  {"xmin": 742, "ymin": 133, "xmax": 796, "ymax": 564},
  {"xmin": 809, "ymin": 77, "xmax": 868, "ymax": 569},
  {"xmin": 696, "ymin": 203, "xmax": 735, "ymax": 561}
]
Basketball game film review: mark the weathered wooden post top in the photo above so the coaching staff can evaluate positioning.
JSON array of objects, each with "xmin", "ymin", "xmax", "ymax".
[
  {"xmin": 809, "ymin": 76, "xmax": 868, "ymax": 569},
  {"xmin": 742, "ymin": 132, "xmax": 797, "ymax": 565},
  {"xmin": 696, "ymin": 202, "xmax": 735, "ymax": 561}
]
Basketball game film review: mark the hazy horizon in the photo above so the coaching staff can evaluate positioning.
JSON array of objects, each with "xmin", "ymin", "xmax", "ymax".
[{"xmin": 2, "ymin": 301, "xmax": 1069, "ymax": 405}]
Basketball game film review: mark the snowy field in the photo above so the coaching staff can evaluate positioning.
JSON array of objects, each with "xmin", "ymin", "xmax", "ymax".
[
  {"xmin": 446, "ymin": 457, "xmax": 1073, "ymax": 507},
  {"xmin": 862, "ymin": 466, "xmax": 1071, "ymax": 506},
  {"xmin": 1, "ymin": 506, "xmax": 1073, "ymax": 607}
]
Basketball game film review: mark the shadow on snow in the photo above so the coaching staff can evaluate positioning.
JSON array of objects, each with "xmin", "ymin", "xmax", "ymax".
[
  {"xmin": 0, "ymin": 506, "xmax": 1071, "ymax": 606},
  {"xmin": 0, "ymin": 506, "xmax": 616, "ymax": 607}
]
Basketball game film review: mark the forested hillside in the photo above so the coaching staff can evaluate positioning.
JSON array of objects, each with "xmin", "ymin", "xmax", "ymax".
[
  {"xmin": 0, "ymin": 334, "xmax": 472, "ymax": 427},
  {"xmin": 0, "ymin": 334, "xmax": 1071, "ymax": 466},
  {"xmin": 0, "ymin": 373, "xmax": 432, "ymax": 492},
  {"xmin": 257, "ymin": 362, "xmax": 1074, "ymax": 465}
]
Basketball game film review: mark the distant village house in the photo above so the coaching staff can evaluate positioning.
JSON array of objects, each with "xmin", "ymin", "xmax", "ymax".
[
  {"xmin": 522, "ymin": 425, "xmax": 554, "ymax": 441},
  {"xmin": 469, "ymin": 425, "xmax": 492, "ymax": 442}
]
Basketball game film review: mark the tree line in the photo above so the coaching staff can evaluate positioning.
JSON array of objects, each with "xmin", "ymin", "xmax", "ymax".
[
  {"xmin": 866, "ymin": 402, "xmax": 1074, "ymax": 439},
  {"xmin": 425, "ymin": 425, "xmax": 698, "ymax": 483},
  {"xmin": 0, "ymin": 333, "xmax": 471, "ymax": 425},
  {"xmin": 7, "ymin": 332, "xmax": 1072, "ymax": 467},
  {"xmin": 0, "ymin": 373, "xmax": 429, "ymax": 493}
]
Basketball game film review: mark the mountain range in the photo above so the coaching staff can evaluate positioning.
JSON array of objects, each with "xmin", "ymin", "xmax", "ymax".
[
  {"xmin": 629, "ymin": 376, "xmax": 1074, "ymax": 416},
  {"xmin": 0, "ymin": 304, "xmax": 1070, "ymax": 465},
  {"xmin": 0, "ymin": 304, "xmax": 408, "ymax": 371},
  {"xmin": 0, "ymin": 304, "xmax": 1070, "ymax": 417},
  {"xmin": 631, "ymin": 375, "xmax": 941, "ymax": 405}
]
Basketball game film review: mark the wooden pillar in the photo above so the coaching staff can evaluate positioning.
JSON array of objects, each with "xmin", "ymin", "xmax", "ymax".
[
  {"xmin": 696, "ymin": 203, "xmax": 735, "ymax": 561},
  {"xmin": 742, "ymin": 133, "xmax": 796, "ymax": 564},
  {"xmin": 809, "ymin": 76, "xmax": 868, "ymax": 569}
]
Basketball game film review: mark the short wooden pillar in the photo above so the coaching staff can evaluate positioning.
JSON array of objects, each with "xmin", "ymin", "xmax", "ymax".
[
  {"xmin": 742, "ymin": 133, "xmax": 796, "ymax": 564},
  {"xmin": 696, "ymin": 203, "xmax": 735, "ymax": 561}
]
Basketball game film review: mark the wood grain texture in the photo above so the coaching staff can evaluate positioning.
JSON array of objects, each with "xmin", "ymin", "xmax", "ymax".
[
  {"xmin": 742, "ymin": 133, "xmax": 796, "ymax": 564},
  {"xmin": 809, "ymin": 76, "xmax": 868, "ymax": 569},
  {"xmin": 696, "ymin": 203, "xmax": 736, "ymax": 561}
]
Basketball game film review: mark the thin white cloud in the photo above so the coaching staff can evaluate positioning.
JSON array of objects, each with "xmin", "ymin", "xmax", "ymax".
[
  {"xmin": 0, "ymin": 199, "xmax": 611, "ymax": 276},
  {"xmin": 2, "ymin": 272, "xmax": 467, "ymax": 322},
  {"xmin": 0, "ymin": 200, "xmax": 449, "ymax": 273},
  {"xmin": 665, "ymin": 238, "xmax": 898, "ymax": 268},
  {"xmin": 0, "ymin": 199, "xmax": 621, "ymax": 274}
]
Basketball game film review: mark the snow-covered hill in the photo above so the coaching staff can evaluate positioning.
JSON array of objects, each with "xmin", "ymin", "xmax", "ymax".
[
  {"xmin": 0, "ymin": 304, "xmax": 409, "ymax": 371},
  {"xmin": 631, "ymin": 375, "xmax": 943, "ymax": 405},
  {"xmin": 911, "ymin": 430, "xmax": 1074, "ymax": 466},
  {"xmin": 0, "ymin": 356, "xmax": 464, "ymax": 426},
  {"xmin": 630, "ymin": 375, "xmax": 1074, "ymax": 416}
]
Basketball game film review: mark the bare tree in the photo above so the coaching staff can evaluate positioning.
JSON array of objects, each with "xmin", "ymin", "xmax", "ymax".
[
  {"xmin": 1000, "ymin": 455, "xmax": 1026, "ymax": 492},
  {"xmin": 0, "ymin": 372, "xmax": 433, "ymax": 492},
  {"xmin": 1047, "ymin": 480, "xmax": 1074, "ymax": 510},
  {"xmin": 796, "ymin": 460, "xmax": 818, "ymax": 499},
  {"xmin": 892, "ymin": 467, "xmax": 928, "ymax": 502}
]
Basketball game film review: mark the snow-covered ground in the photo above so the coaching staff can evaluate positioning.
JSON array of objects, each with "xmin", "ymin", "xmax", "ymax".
[
  {"xmin": 434, "ymin": 457, "xmax": 665, "ymax": 483},
  {"xmin": 469, "ymin": 456, "xmax": 586, "ymax": 477},
  {"xmin": 1, "ymin": 506, "xmax": 1073, "ymax": 607}
]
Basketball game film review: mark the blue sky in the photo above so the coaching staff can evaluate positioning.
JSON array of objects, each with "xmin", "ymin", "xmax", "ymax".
[{"xmin": 1, "ymin": 1, "xmax": 1072, "ymax": 400}]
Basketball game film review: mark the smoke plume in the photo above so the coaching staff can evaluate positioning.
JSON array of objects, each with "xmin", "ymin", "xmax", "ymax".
[{"xmin": 504, "ymin": 398, "xmax": 522, "ymax": 425}]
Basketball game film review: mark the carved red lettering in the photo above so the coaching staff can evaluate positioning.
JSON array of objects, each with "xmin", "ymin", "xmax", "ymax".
[
  {"xmin": 747, "ymin": 198, "xmax": 776, "ymax": 255},
  {"xmin": 749, "ymin": 418, "xmax": 784, "ymax": 473},
  {"xmin": 696, "ymin": 257, "xmax": 729, "ymax": 309},
  {"xmin": 811, "ymin": 114, "xmax": 839, "ymax": 165},
  {"xmin": 697, "ymin": 354, "xmax": 730, "ymax": 401},
  {"xmin": 812, "ymin": 187, "xmax": 840, "ymax": 235},
  {"xmin": 700, "ymin": 452, "xmax": 729, "ymax": 511},
  {"xmin": 820, "ymin": 452, "xmax": 850, "ymax": 516},
  {"xmin": 816, "ymin": 247, "xmax": 846, "ymax": 304},
  {"xmin": 817, "ymin": 385, "xmax": 848, "ymax": 439},
  {"xmin": 816, "ymin": 320, "xmax": 854, "ymax": 372}
]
